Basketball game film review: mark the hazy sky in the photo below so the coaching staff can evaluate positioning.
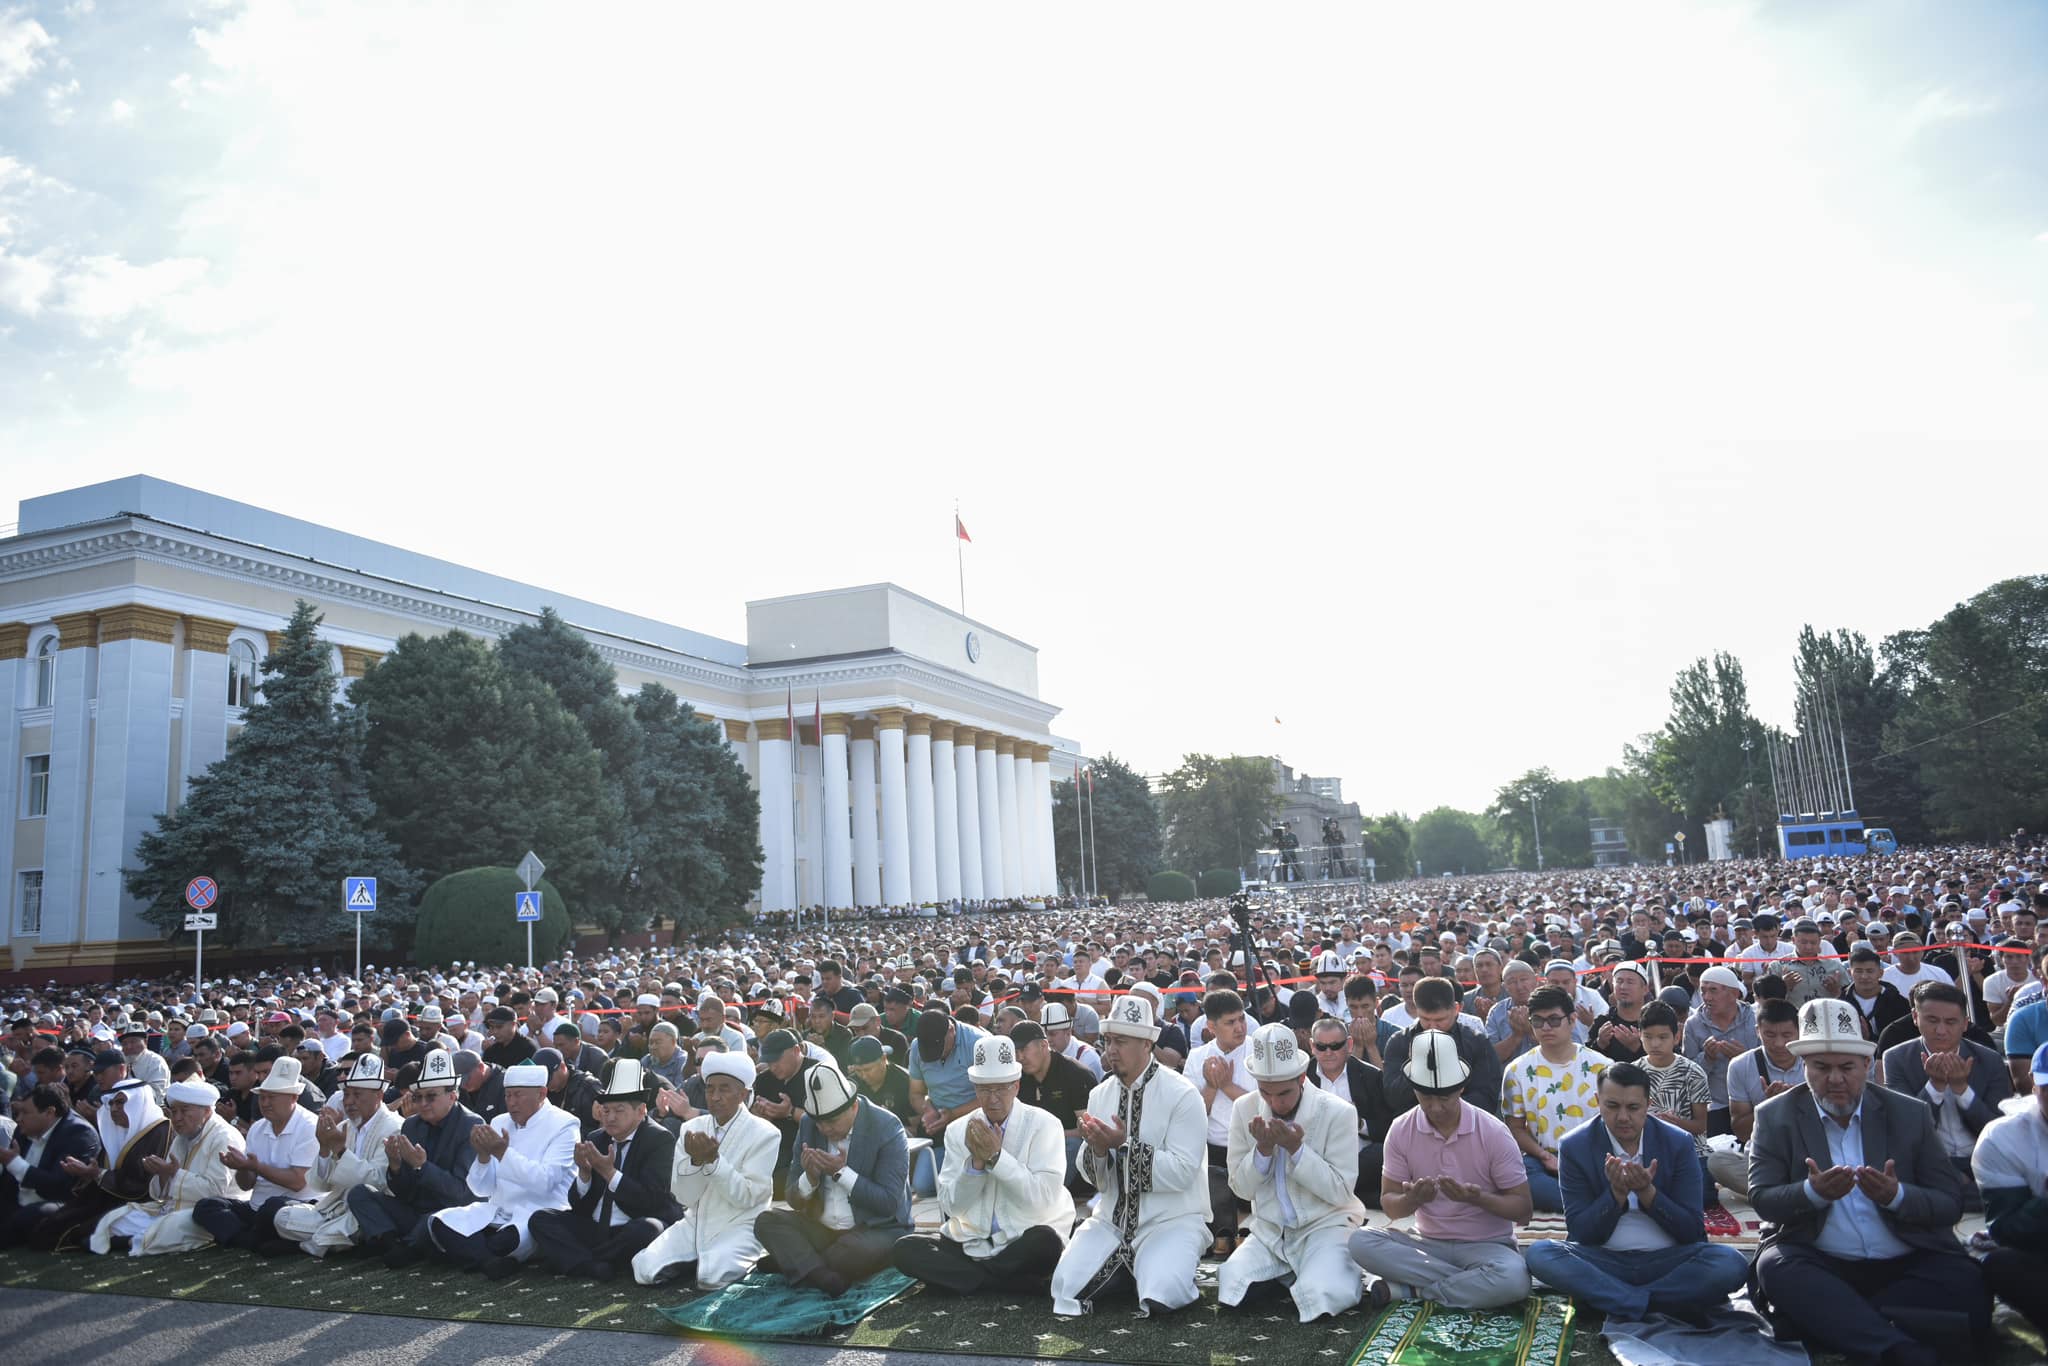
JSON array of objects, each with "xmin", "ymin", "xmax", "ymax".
[{"xmin": 2, "ymin": 2, "xmax": 2043, "ymax": 818}]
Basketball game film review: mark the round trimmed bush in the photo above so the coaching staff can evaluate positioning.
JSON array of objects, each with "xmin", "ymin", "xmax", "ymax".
[
  {"xmin": 414, "ymin": 866, "xmax": 572, "ymax": 967},
  {"xmin": 1197, "ymin": 868, "xmax": 1241, "ymax": 897},
  {"xmin": 1146, "ymin": 870, "xmax": 1198, "ymax": 903}
]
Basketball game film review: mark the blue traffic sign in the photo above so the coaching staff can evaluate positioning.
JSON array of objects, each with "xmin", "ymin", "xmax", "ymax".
[
  {"xmin": 184, "ymin": 876, "xmax": 218, "ymax": 911},
  {"xmin": 345, "ymin": 876, "xmax": 378, "ymax": 914},
  {"xmin": 515, "ymin": 890, "xmax": 543, "ymax": 922}
]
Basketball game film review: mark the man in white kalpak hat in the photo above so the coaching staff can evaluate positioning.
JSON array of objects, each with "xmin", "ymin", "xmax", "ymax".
[
  {"xmin": 273, "ymin": 1054, "xmax": 403, "ymax": 1257},
  {"xmin": 893, "ymin": 1033, "xmax": 1071, "ymax": 1295},
  {"xmin": 87, "ymin": 1078, "xmax": 244, "ymax": 1256},
  {"xmin": 1050, "ymin": 992, "xmax": 1211, "ymax": 1318},
  {"xmin": 427, "ymin": 1059, "xmax": 579, "ymax": 1278},
  {"xmin": 194, "ymin": 1056, "xmax": 318, "ymax": 1252},
  {"xmin": 1218, "ymin": 1022, "xmax": 1365, "ymax": 1322},
  {"xmin": 633, "ymin": 1049, "xmax": 780, "ymax": 1289}
]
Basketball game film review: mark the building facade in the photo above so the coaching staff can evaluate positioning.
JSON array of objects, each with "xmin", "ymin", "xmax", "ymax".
[{"xmin": 0, "ymin": 477, "xmax": 1075, "ymax": 974}]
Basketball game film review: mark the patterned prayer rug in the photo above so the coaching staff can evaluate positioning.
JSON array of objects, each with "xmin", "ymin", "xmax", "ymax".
[
  {"xmin": 1347, "ymin": 1294, "xmax": 1575, "ymax": 1366},
  {"xmin": 658, "ymin": 1268, "xmax": 916, "ymax": 1337}
]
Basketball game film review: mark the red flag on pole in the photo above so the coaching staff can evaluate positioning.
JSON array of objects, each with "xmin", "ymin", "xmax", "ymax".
[{"xmin": 955, "ymin": 514, "xmax": 971, "ymax": 543}]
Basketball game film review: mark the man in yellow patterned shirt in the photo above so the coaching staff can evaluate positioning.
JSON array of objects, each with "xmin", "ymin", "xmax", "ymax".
[{"xmin": 1501, "ymin": 986, "xmax": 1608, "ymax": 1211}]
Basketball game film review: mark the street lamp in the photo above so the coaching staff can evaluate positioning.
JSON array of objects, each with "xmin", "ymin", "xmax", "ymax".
[{"xmin": 1526, "ymin": 791, "xmax": 1544, "ymax": 871}]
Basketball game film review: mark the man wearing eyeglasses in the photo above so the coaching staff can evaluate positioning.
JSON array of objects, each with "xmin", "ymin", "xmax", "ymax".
[
  {"xmin": 1308, "ymin": 1017, "xmax": 1392, "ymax": 1207},
  {"xmin": 1500, "ymin": 987, "xmax": 1609, "ymax": 1213}
]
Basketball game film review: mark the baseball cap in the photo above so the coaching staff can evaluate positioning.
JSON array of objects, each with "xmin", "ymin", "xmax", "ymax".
[{"xmin": 2033, "ymin": 1041, "xmax": 2048, "ymax": 1089}]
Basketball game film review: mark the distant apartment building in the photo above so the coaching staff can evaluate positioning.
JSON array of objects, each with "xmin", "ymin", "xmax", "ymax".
[{"xmin": 1590, "ymin": 818, "xmax": 1631, "ymax": 868}]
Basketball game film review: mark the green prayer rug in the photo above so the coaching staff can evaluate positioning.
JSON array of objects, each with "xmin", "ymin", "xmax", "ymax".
[
  {"xmin": 659, "ymin": 1268, "xmax": 916, "ymax": 1337},
  {"xmin": 1347, "ymin": 1294, "xmax": 1574, "ymax": 1366}
]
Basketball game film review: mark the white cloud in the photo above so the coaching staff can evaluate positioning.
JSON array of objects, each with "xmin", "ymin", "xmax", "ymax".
[
  {"xmin": 107, "ymin": 97, "xmax": 133, "ymax": 121},
  {"xmin": 54, "ymin": 253, "xmax": 207, "ymax": 322},
  {"xmin": 0, "ymin": 249, "xmax": 57, "ymax": 314},
  {"xmin": 1903, "ymin": 85, "xmax": 1997, "ymax": 135},
  {"xmin": 0, "ymin": 6, "xmax": 53, "ymax": 95}
]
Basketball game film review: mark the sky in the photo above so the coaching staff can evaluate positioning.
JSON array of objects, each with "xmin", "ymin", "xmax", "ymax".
[{"xmin": 1, "ymin": 1, "xmax": 2043, "ymax": 819}]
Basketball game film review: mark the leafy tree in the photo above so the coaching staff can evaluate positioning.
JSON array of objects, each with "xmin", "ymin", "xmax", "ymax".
[
  {"xmin": 624, "ymin": 683, "xmax": 762, "ymax": 933},
  {"xmin": 1357, "ymin": 812, "xmax": 1413, "ymax": 882},
  {"xmin": 1157, "ymin": 753, "xmax": 1280, "ymax": 875},
  {"xmin": 128, "ymin": 601, "xmax": 420, "ymax": 948},
  {"xmin": 1411, "ymin": 807, "xmax": 1497, "ymax": 876},
  {"xmin": 1791, "ymin": 625, "xmax": 1927, "ymax": 842},
  {"xmin": 414, "ymin": 867, "xmax": 574, "ymax": 966},
  {"xmin": 1053, "ymin": 753, "xmax": 1161, "ymax": 898},
  {"xmin": 352, "ymin": 631, "xmax": 623, "ymax": 919},
  {"xmin": 1626, "ymin": 651, "xmax": 1767, "ymax": 848}
]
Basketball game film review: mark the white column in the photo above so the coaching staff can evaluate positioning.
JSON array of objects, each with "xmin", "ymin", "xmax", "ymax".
[
  {"xmin": 849, "ymin": 720, "xmax": 880, "ymax": 907},
  {"xmin": 1034, "ymin": 745, "xmax": 1058, "ymax": 894},
  {"xmin": 0, "ymin": 626, "xmax": 23, "ymax": 961},
  {"xmin": 178, "ymin": 618, "xmax": 233, "ymax": 801},
  {"xmin": 86, "ymin": 608, "xmax": 179, "ymax": 943},
  {"xmin": 905, "ymin": 714, "xmax": 938, "ymax": 906},
  {"xmin": 820, "ymin": 716, "xmax": 853, "ymax": 911},
  {"xmin": 876, "ymin": 709, "xmax": 912, "ymax": 908},
  {"xmin": 755, "ymin": 719, "xmax": 795, "ymax": 913},
  {"xmin": 797, "ymin": 725, "xmax": 822, "ymax": 910},
  {"xmin": 994, "ymin": 736, "xmax": 1021, "ymax": 898},
  {"xmin": 930, "ymin": 721, "xmax": 961, "ymax": 903},
  {"xmin": 975, "ymin": 733, "xmax": 1004, "ymax": 900},
  {"xmin": 954, "ymin": 727, "xmax": 984, "ymax": 902},
  {"xmin": 1010, "ymin": 744, "xmax": 1039, "ymax": 896},
  {"xmin": 40, "ymin": 613, "xmax": 98, "ymax": 948}
]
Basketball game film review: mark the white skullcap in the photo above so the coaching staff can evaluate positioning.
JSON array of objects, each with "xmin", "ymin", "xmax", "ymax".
[
  {"xmin": 165, "ymin": 1079, "xmax": 218, "ymax": 1107},
  {"xmin": 700, "ymin": 1051, "xmax": 756, "ymax": 1090},
  {"xmin": 1698, "ymin": 966, "xmax": 1744, "ymax": 992},
  {"xmin": 503, "ymin": 1063, "xmax": 549, "ymax": 1088}
]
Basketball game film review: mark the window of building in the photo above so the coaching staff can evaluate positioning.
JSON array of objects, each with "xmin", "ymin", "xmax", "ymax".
[
  {"xmin": 228, "ymin": 639, "xmax": 259, "ymax": 708},
  {"xmin": 23, "ymin": 754, "xmax": 48, "ymax": 818},
  {"xmin": 16, "ymin": 870, "xmax": 41, "ymax": 937},
  {"xmin": 33, "ymin": 635, "xmax": 55, "ymax": 707}
]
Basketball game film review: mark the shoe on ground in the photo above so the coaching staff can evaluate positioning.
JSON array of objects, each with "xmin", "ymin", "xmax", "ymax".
[{"xmin": 481, "ymin": 1254, "xmax": 521, "ymax": 1281}]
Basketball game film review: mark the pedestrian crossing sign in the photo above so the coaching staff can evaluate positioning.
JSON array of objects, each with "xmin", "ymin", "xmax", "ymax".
[
  {"xmin": 515, "ymin": 890, "xmax": 543, "ymax": 922},
  {"xmin": 345, "ymin": 876, "xmax": 377, "ymax": 913}
]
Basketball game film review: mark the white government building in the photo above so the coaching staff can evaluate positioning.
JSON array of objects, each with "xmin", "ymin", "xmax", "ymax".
[{"xmin": 0, "ymin": 477, "xmax": 1078, "ymax": 975}]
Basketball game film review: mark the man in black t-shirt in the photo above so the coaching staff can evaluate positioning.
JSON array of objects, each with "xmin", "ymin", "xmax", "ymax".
[
  {"xmin": 817, "ymin": 961, "xmax": 864, "ymax": 1016},
  {"xmin": 480, "ymin": 1006, "xmax": 535, "ymax": 1069},
  {"xmin": 1011, "ymin": 1021, "xmax": 1094, "ymax": 1189}
]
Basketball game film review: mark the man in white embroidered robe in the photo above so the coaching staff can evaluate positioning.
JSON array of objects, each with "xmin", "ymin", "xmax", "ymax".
[
  {"xmin": 427, "ymin": 1061, "xmax": 579, "ymax": 1278},
  {"xmin": 632, "ymin": 1051, "xmax": 780, "ymax": 1288},
  {"xmin": 274, "ymin": 1055, "xmax": 403, "ymax": 1257},
  {"xmin": 88, "ymin": 1080, "xmax": 244, "ymax": 1256}
]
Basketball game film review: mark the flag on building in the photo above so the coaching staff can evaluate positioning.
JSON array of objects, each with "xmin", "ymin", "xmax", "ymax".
[{"xmin": 955, "ymin": 514, "xmax": 971, "ymax": 543}]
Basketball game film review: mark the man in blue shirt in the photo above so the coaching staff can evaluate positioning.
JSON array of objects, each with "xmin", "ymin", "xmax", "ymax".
[
  {"xmin": 910, "ymin": 1010, "xmax": 986, "ymax": 1194},
  {"xmin": 1525, "ymin": 1062, "xmax": 1749, "ymax": 1325},
  {"xmin": 2000, "ymin": 944, "xmax": 2048, "ymax": 1096}
]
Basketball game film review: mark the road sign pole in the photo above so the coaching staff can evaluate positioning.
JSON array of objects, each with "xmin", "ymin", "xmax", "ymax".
[
  {"xmin": 195, "ymin": 926, "xmax": 203, "ymax": 1001},
  {"xmin": 355, "ymin": 914, "xmax": 363, "ymax": 983},
  {"xmin": 524, "ymin": 865, "xmax": 536, "ymax": 974}
]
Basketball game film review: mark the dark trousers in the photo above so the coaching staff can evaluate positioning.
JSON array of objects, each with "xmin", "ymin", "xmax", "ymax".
[
  {"xmin": 1706, "ymin": 1108, "xmax": 1732, "ymax": 1138},
  {"xmin": 527, "ymin": 1208, "xmax": 664, "ymax": 1276},
  {"xmin": 891, "ymin": 1225, "xmax": 1064, "ymax": 1295},
  {"xmin": 1982, "ymin": 1246, "xmax": 2048, "ymax": 1338},
  {"xmin": 0, "ymin": 1201, "xmax": 74, "ymax": 1250},
  {"xmin": 345, "ymin": 1185, "xmax": 440, "ymax": 1249},
  {"xmin": 1355, "ymin": 1141, "xmax": 1385, "ymax": 1209},
  {"xmin": 427, "ymin": 1219, "xmax": 520, "ymax": 1268},
  {"xmin": 1206, "ymin": 1143, "xmax": 1243, "ymax": 1240},
  {"xmin": 1755, "ymin": 1241, "xmax": 1990, "ymax": 1359},
  {"xmin": 756, "ymin": 1209, "xmax": 900, "ymax": 1294},
  {"xmin": 194, "ymin": 1195, "xmax": 298, "ymax": 1250}
]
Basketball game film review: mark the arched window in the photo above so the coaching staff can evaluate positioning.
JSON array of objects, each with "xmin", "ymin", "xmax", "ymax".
[
  {"xmin": 228, "ymin": 639, "xmax": 259, "ymax": 709},
  {"xmin": 32, "ymin": 636, "xmax": 55, "ymax": 708}
]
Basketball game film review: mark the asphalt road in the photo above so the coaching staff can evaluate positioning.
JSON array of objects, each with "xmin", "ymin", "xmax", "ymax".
[{"xmin": 0, "ymin": 1286, "xmax": 1042, "ymax": 1366}]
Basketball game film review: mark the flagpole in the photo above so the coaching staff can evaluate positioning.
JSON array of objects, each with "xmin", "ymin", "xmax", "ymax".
[
  {"xmin": 1072, "ymin": 769, "xmax": 1087, "ymax": 903},
  {"xmin": 788, "ymin": 683, "xmax": 799, "ymax": 931},
  {"xmin": 955, "ymin": 501, "xmax": 966, "ymax": 615},
  {"xmin": 1085, "ymin": 766, "xmax": 1100, "ymax": 902}
]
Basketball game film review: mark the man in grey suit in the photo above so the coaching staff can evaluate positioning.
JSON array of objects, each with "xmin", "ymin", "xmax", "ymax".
[
  {"xmin": 1878, "ymin": 982, "xmax": 2009, "ymax": 1209},
  {"xmin": 755, "ymin": 1064, "xmax": 911, "ymax": 1295},
  {"xmin": 1750, "ymin": 998, "xmax": 1990, "ymax": 1366}
]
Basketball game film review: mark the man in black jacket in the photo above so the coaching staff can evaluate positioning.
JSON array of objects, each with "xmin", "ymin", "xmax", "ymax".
[
  {"xmin": 1381, "ymin": 978, "xmax": 1504, "ymax": 1119},
  {"xmin": 0, "ymin": 1084, "xmax": 103, "ymax": 1247},
  {"xmin": 539, "ymin": 1047, "xmax": 601, "ymax": 1133},
  {"xmin": 349, "ymin": 1050, "xmax": 483, "ymax": 1267},
  {"xmin": 528, "ymin": 1059, "xmax": 679, "ymax": 1279},
  {"xmin": 1307, "ymin": 1018, "xmax": 1394, "ymax": 1206},
  {"xmin": 453, "ymin": 1049, "xmax": 506, "ymax": 1123}
]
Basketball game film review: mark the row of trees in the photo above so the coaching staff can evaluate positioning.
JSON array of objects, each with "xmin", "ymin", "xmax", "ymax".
[{"xmin": 130, "ymin": 602, "xmax": 761, "ymax": 952}]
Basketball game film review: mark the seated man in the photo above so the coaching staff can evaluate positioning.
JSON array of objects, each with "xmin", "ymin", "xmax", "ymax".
[
  {"xmin": 194, "ymin": 1058, "xmax": 315, "ymax": 1252},
  {"xmin": 893, "ymin": 1035, "xmax": 1070, "ymax": 1295},
  {"xmin": 1879, "ymin": 982, "xmax": 2010, "ymax": 1210},
  {"xmin": 274, "ymin": 1055, "xmax": 403, "ymax": 1257},
  {"xmin": 1501, "ymin": 986, "xmax": 1609, "ymax": 1211},
  {"xmin": 755, "ymin": 1063, "xmax": 912, "ymax": 1295},
  {"xmin": 633, "ymin": 1050, "xmax": 780, "ymax": 1289},
  {"xmin": 351, "ymin": 1049, "xmax": 483, "ymax": 1265},
  {"xmin": 1218, "ymin": 1023, "xmax": 1363, "ymax": 1323},
  {"xmin": 1525, "ymin": 1062, "xmax": 1750, "ymax": 1325},
  {"xmin": 427, "ymin": 1060, "xmax": 579, "ymax": 1279},
  {"xmin": 89, "ymin": 1078, "xmax": 244, "ymax": 1255},
  {"xmin": 1750, "ymin": 998, "xmax": 1990, "ymax": 1366},
  {"xmin": 847, "ymin": 1036, "xmax": 919, "ymax": 1134},
  {"xmin": 1012, "ymin": 1021, "xmax": 1093, "ymax": 1188},
  {"xmin": 1971, "ymin": 1041, "xmax": 2048, "ymax": 1338},
  {"xmin": 0, "ymin": 1084, "xmax": 103, "ymax": 1249},
  {"xmin": 1306, "ymin": 1017, "xmax": 1393, "ymax": 1208},
  {"xmin": 1050, "ymin": 993, "xmax": 1211, "ymax": 1319},
  {"xmin": 1348, "ymin": 1028, "xmax": 1533, "ymax": 1310},
  {"xmin": 1705, "ymin": 998, "xmax": 1801, "ymax": 1198},
  {"xmin": 527, "ymin": 1058, "xmax": 678, "ymax": 1280}
]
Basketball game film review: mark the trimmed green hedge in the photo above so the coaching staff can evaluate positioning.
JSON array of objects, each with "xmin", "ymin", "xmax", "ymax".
[
  {"xmin": 1197, "ymin": 868, "xmax": 1241, "ymax": 897},
  {"xmin": 415, "ymin": 866, "xmax": 572, "ymax": 967},
  {"xmin": 1146, "ymin": 870, "xmax": 1198, "ymax": 903}
]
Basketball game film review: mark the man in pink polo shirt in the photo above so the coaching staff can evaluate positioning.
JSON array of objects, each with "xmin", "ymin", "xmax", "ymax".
[{"xmin": 1348, "ymin": 1029, "xmax": 1532, "ymax": 1310}]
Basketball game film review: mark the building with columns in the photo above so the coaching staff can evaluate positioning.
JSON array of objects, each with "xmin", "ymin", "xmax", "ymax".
[{"xmin": 0, "ymin": 476, "xmax": 1077, "ymax": 975}]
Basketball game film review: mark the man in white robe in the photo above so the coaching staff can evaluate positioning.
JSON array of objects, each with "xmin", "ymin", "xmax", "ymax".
[
  {"xmin": 1051, "ymin": 993, "xmax": 1211, "ymax": 1318},
  {"xmin": 427, "ymin": 1060, "xmax": 578, "ymax": 1278},
  {"xmin": 1218, "ymin": 1022, "xmax": 1365, "ymax": 1322},
  {"xmin": 89, "ymin": 1080, "xmax": 244, "ymax": 1256},
  {"xmin": 632, "ymin": 1051, "xmax": 779, "ymax": 1288},
  {"xmin": 274, "ymin": 1055, "xmax": 403, "ymax": 1257}
]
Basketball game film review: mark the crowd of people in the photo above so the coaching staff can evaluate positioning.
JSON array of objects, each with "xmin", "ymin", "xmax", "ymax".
[{"xmin": 2, "ymin": 843, "xmax": 2046, "ymax": 1366}]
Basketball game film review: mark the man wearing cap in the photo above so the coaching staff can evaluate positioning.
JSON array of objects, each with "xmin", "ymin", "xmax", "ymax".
[
  {"xmin": 1349, "ymin": 1028, "xmax": 1532, "ymax": 1310},
  {"xmin": 847, "ymin": 1035, "xmax": 919, "ymax": 1132},
  {"xmin": 1749, "ymin": 997, "xmax": 1989, "ymax": 1365},
  {"xmin": 454, "ymin": 1048, "xmax": 506, "ymax": 1123},
  {"xmin": 481, "ymin": 1006, "xmax": 536, "ymax": 1069},
  {"xmin": 753, "ymin": 1029, "xmax": 817, "ymax": 1196},
  {"xmin": 909, "ymin": 1010, "xmax": 988, "ymax": 1194},
  {"xmin": 117, "ymin": 1025, "xmax": 170, "ymax": 1103},
  {"xmin": 1382, "ymin": 977, "xmax": 1504, "ymax": 1121},
  {"xmin": 846, "ymin": 1001, "xmax": 910, "ymax": 1068},
  {"xmin": 894, "ymin": 1034, "xmax": 1071, "ymax": 1296},
  {"xmin": 1051, "ymin": 993, "xmax": 1211, "ymax": 1319},
  {"xmin": 755, "ymin": 1063, "xmax": 912, "ymax": 1295},
  {"xmin": 85, "ymin": 1077, "xmax": 243, "ymax": 1256},
  {"xmin": 1682, "ymin": 966, "xmax": 1758, "ymax": 1137},
  {"xmin": 634, "ymin": 1049, "xmax": 779, "ymax": 1288},
  {"xmin": 194, "ymin": 1056, "xmax": 317, "ymax": 1253},
  {"xmin": 1216, "ymin": 1022, "xmax": 1363, "ymax": 1322},
  {"xmin": 1881, "ymin": 932, "xmax": 1953, "ymax": 997},
  {"xmin": 354, "ymin": 1049, "xmax": 485, "ymax": 1265},
  {"xmin": 1767, "ymin": 920, "xmax": 1850, "ymax": 1009},
  {"xmin": 526, "ymin": 1058, "xmax": 679, "ymax": 1280},
  {"xmin": 539, "ymin": 1046, "xmax": 602, "ymax": 1132},
  {"xmin": 272, "ymin": 1055, "xmax": 404, "ymax": 1257},
  {"xmin": 549, "ymin": 1020, "xmax": 608, "ymax": 1075},
  {"xmin": 1972, "ymin": 1041, "xmax": 2048, "ymax": 1337},
  {"xmin": 426, "ymin": 1059, "xmax": 580, "ymax": 1277}
]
